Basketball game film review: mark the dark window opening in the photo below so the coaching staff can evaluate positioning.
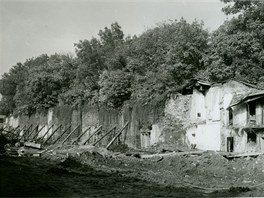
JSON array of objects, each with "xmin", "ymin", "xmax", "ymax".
[
  {"xmin": 0, "ymin": 118, "xmax": 4, "ymax": 123},
  {"xmin": 227, "ymin": 137, "xmax": 234, "ymax": 152},
  {"xmin": 247, "ymin": 131, "xmax": 257, "ymax": 143},
  {"xmin": 228, "ymin": 108, "xmax": 233, "ymax": 125},
  {"xmin": 249, "ymin": 101, "xmax": 256, "ymax": 116},
  {"xmin": 248, "ymin": 101, "xmax": 256, "ymax": 124},
  {"xmin": 181, "ymin": 87, "xmax": 193, "ymax": 95},
  {"xmin": 197, "ymin": 113, "xmax": 201, "ymax": 117}
]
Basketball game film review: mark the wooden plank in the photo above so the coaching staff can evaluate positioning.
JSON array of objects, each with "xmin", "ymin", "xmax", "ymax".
[
  {"xmin": 27, "ymin": 125, "xmax": 39, "ymax": 140},
  {"xmin": 16, "ymin": 125, "xmax": 26, "ymax": 138},
  {"xmin": 40, "ymin": 124, "xmax": 54, "ymax": 141},
  {"xmin": 223, "ymin": 152, "xmax": 263, "ymax": 159},
  {"xmin": 141, "ymin": 150, "xmax": 206, "ymax": 159},
  {"xmin": 10, "ymin": 125, "xmax": 20, "ymax": 139},
  {"xmin": 24, "ymin": 141, "xmax": 42, "ymax": 149},
  {"xmin": 33, "ymin": 125, "xmax": 45, "ymax": 139},
  {"xmin": 106, "ymin": 121, "xmax": 129, "ymax": 149},
  {"xmin": 12, "ymin": 125, "xmax": 20, "ymax": 134},
  {"xmin": 71, "ymin": 126, "xmax": 91, "ymax": 145},
  {"xmin": 25, "ymin": 125, "xmax": 33, "ymax": 139},
  {"xmin": 43, "ymin": 124, "xmax": 62, "ymax": 144},
  {"xmin": 20, "ymin": 125, "xmax": 32, "ymax": 139},
  {"xmin": 4, "ymin": 126, "xmax": 16, "ymax": 134},
  {"xmin": 61, "ymin": 125, "xmax": 80, "ymax": 144},
  {"xmin": 83, "ymin": 125, "xmax": 102, "ymax": 145},
  {"xmin": 92, "ymin": 126, "xmax": 116, "ymax": 146},
  {"xmin": 52, "ymin": 125, "xmax": 71, "ymax": 144}
]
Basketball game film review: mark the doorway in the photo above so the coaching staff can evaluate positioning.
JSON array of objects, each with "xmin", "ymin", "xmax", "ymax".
[{"xmin": 227, "ymin": 137, "xmax": 234, "ymax": 152}]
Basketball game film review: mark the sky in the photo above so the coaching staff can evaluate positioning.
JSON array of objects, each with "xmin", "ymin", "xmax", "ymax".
[{"xmin": 0, "ymin": 0, "xmax": 229, "ymax": 76}]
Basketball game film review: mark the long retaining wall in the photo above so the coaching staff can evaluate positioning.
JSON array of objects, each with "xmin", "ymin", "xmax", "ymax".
[{"xmin": 5, "ymin": 96, "xmax": 190, "ymax": 149}]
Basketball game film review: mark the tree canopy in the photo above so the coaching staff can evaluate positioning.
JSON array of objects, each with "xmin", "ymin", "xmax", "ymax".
[{"xmin": 206, "ymin": 0, "xmax": 264, "ymax": 84}]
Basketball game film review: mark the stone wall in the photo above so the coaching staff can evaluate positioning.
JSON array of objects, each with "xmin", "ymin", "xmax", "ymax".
[{"xmin": 5, "ymin": 96, "xmax": 191, "ymax": 149}]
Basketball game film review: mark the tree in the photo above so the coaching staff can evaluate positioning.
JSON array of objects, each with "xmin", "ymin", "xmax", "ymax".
[
  {"xmin": 0, "ymin": 62, "xmax": 27, "ymax": 114},
  {"xmin": 13, "ymin": 54, "xmax": 76, "ymax": 114},
  {"xmin": 99, "ymin": 70, "xmax": 132, "ymax": 108},
  {"xmin": 206, "ymin": 0, "xmax": 264, "ymax": 84},
  {"xmin": 128, "ymin": 19, "xmax": 209, "ymax": 101}
]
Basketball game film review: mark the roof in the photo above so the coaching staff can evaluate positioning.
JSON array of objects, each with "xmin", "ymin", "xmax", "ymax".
[
  {"xmin": 229, "ymin": 91, "xmax": 264, "ymax": 108},
  {"xmin": 223, "ymin": 79, "xmax": 262, "ymax": 90}
]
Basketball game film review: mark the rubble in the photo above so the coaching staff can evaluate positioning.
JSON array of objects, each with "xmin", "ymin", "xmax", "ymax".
[{"xmin": 2, "ymin": 126, "xmax": 264, "ymax": 196}]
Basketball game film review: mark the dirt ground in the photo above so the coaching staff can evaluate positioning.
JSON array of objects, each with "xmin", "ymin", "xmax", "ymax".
[
  {"xmin": 0, "ymin": 156, "xmax": 207, "ymax": 197},
  {"xmin": 1, "ymin": 142, "xmax": 264, "ymax": 197}
]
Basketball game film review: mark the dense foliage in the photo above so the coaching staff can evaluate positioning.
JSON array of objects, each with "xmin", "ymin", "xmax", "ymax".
[
  {"xmin": 206, "ymin": 0, "xmax": 264, "ymax": 84},
  {"xmin": 1, "ymin": 0, "xmax": 264, "ymax": 115}
]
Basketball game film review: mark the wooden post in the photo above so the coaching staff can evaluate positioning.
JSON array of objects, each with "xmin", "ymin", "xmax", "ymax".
[
  {"xmin": 61, "ymin": 125, "xmax": 80, "ymax": 145},
  {"xmin": 83, "ymin": 125, "xmax": 103, "ymax": 145},
  {"xmin": 20, "ymin": 124, "xmax": 32, "ymax": 139},
  {"xmin": 5, "ymin": 125, "xmax": 19, "ymax": 135},
  {"xmin": 106, "ymin": 121, "xmax": 129, "ymax": 149},
  {"xmin": 71, "ymin": 126, "xmax": 91, "ymax": 145},
  {"xmin": 10, "ymin": 125, "xmax": 20, "ymax": 139},
  {"xmin": 40, "ymin": 124, "xmax": 53, "ymax": 141},
  {"xmin": 52, "ymin": 125, "xmax": 71, "ymax": 144},
  {"xmin": 26, "ymin": 124, "xmax": 33, "ymax": 139},
  {"xmin": 43, "ymin": 124, "xmax": 62, "ymax": 144},
  {"xmin": 27, "ymin": 125, "xmax": 39, "ymax": 140},
  {"xmin": 92, "ymin": 126, "xmax": 116, "ymax": 146},
  {"xmin": 12, "ymin": 125, "xmax": 20, "ymax": 134},
  {"xmin": 33, "ymin": 125, "xmax": 45, "ymax": 140},
  {"xmin": 16, "ymin": 125, "xmax": 26, "ymax": 138}
]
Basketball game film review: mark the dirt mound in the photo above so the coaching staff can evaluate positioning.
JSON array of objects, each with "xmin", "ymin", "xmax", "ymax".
[
  {"xmin": 59, "ymin": 157, "xmax": 84, "ymax": 169},
  {"xmin": 108, "ymin": 144, "xmax": 130, "ymax": 153}
]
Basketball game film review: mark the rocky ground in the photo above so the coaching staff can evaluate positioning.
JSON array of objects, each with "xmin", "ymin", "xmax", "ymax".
[{"xmin": 1, "ymin": 132, "xmax": 264, "ymax": 197}]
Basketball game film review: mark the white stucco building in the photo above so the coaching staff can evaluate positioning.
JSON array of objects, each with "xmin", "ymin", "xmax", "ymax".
[{"xmin": 185, "ymin": 79, "xmax": 264, "ymax": 152}]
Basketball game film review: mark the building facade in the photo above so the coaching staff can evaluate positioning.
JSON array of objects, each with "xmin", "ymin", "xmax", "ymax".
[{"xmin": 185, "ymin": 80, "xmax": 264, "ymax": 152}]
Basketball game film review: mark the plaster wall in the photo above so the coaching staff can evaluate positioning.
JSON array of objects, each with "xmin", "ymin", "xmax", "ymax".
[
  {"xmin": 186, "ymin": 122, "xmax": 221, "ymax": 151},
  {"xmin": 190, "ymin": 89, "xmax": 206, "ymax": 120},
  {"xmin": 232, "ymin": 104, "xmax": 248, "ymax": 127},
  {"xmin": 205, "ymin": 86, "xmax": 221, "ymax": 121}
]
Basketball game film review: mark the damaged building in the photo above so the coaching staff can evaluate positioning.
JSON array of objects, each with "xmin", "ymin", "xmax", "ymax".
[{"xmin": 184, "ymin": 79, "xmax": 264, "ymax": 152}]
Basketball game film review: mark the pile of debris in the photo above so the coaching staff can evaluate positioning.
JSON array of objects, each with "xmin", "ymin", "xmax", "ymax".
[{"xmin": 4, "ymin": 141, "xmax": 43, "ymax": 157}]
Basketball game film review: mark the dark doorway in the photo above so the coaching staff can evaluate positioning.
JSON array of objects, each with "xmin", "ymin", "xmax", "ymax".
[{"xmin": 227, "ymin": 137, "xmax": 234, "ymax": 152}]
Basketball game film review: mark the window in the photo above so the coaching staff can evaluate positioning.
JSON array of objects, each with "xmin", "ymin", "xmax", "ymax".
[
  {"xmin": 248, "ymin": 101, "xmax": 256, "ymax": 124},
  {"xmin": 227, "ymin": 137, "xmax": 234, "ymax": 152},
  {"xmin": 228, "ymin": 108, "xmax": 233, "ymax": 125},
  {"xmin": 247, "ymin": 131, "xmax": 257, "ymax": 143},
  {"xmin": 197, "ymin": 113, "xmax": 201, "ymax": 117}
]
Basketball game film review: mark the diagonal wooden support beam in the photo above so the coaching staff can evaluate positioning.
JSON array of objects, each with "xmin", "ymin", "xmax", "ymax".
[
  {"xmin": 83, "ymin": 125, "xmax": 103, "ymax": 145},
  {"xmin": 33, "ymin": 125, "xmax": 46, "ymax": 140},
  {"xmin": 20, "ymin": 124, "xmax": 32, "ymax": 139},
  {"xmin": 40, "ymin": 124, "xmax": 53, "ymax": 141},
  {"xmin": 43, "ymin": 124, "xmax": 62, "ymax": 144},
  {"xmin": 61, "ymin": 125, "xmax": 80, "ymax": 145},
  {"xmin": 12, "ymin": 125, "xmax": 20, "ymax": 134},
  {"xmin": 52, "ymin": 125, "xmax": 71, "ymax": 144},
  {"xmin": 106, "ymin": 121, "xmax": 129, "ymax": 149},
  {"xmin": 27, "ymin": 125, "xmax": 39, "ymax": 140},
  {"xmin": 92, "ymin": 125, "xmax": 116, "ymax": 146},
  {"xmin": 16, "ymin": 125, "xmax": 26, "ymax": 138},
  {"xmin": 10, "ymin": 125, "xmax": 20, "ymax": 139},
  {"xmin": 71, "ymin": 126, "xmax": 92, "ymax": 145}
]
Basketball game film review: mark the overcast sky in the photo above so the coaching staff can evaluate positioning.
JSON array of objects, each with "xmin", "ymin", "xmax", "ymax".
[{"xmin": 0, "ymin": 0, "xmax": 229, "ymax": 76}]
